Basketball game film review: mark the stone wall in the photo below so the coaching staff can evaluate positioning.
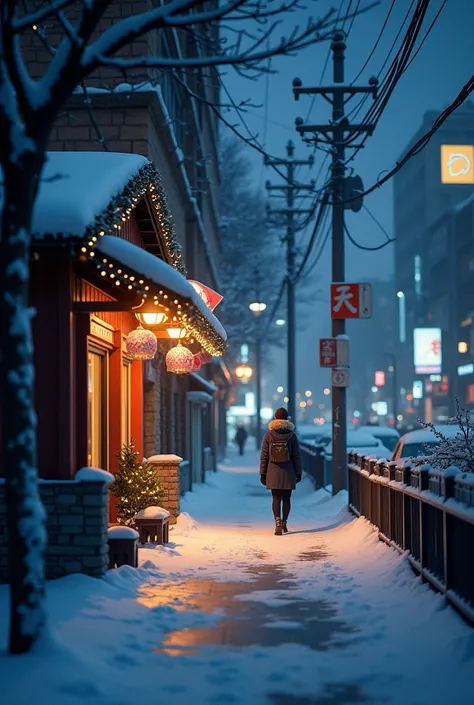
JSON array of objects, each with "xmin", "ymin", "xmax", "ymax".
[{"xmin": 0, "ymin": 479, "xmax": 109, "ymax": 584}]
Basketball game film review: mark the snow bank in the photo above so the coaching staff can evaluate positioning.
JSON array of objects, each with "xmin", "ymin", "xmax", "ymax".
[
  {"xmin": 135, "ymin": 506, "xmax": 170, "ymax": 519},
  {"xmin": 75, "ymin": 467, "xmax": 114, "ymax": 483},
  {"xmin": 107, "ymin": 526, "xmax": 139, "ymax": 539}
]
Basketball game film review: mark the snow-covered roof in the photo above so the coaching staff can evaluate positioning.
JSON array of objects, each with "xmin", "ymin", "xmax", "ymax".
[
  {"xmin": 96, "ymin": 236, "xmax": 227, "ymax": 343},
  {"xmin": 31, "ymin": 151, "xmax": 149, "ymax": 238}
]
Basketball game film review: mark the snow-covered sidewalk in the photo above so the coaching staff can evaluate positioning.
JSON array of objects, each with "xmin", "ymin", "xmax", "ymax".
[{"xmin": 0, "ymin": 449, "xmax": 473, "ymax": 705}]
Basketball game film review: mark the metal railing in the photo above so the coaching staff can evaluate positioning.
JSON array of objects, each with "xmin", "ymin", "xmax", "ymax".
[
  {"xmin": 348, "ymin": 453, "xmax": 474, "ymax": 624},
  {"xmin": 300, "ymin": 442, "xmax": 326, "ymax": 489}
]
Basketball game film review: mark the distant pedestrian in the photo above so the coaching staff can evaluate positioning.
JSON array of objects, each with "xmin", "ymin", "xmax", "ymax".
[
  {"xmin": 234, "ymin": 423, "xmax": 248, "ymax": 456},
  {"xmin": 259, "ymin": 408, "xmax": 302, "ymax": 535}
]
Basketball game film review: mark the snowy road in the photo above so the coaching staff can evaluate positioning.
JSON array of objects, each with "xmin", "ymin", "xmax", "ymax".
[{"xmin": 0, "ymin": 450, "xmax": 472, "ymax": 705}]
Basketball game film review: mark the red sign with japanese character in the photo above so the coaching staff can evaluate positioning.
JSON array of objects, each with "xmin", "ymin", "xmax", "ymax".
[
  {"xmin": 331, "ymin": 283, "xmax": 360, "ymax": 319},
  {"xmin": 330, "ymin": 282, "xmax": 372, "ymax": 319},
  {"xmin": 320, "ymin": 338, "xmax": 337, "ymax": 367}
]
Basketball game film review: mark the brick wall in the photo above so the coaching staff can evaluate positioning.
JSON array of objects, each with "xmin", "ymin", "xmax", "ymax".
[
  {"xmin": 23, "ymin": 1, "xmax": 154, "ymax": 88},
  {"xmin": 148, "ymin": 456, "xmax": 181, "ymax": 524},
  {"xmin": 0, "ymin": 480, "xmax": 109, "ymax": 584}
]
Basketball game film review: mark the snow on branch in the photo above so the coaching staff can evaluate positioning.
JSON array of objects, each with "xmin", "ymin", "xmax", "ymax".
[
  {"xmin": 81, "ymin": 1, "xmax": 337, "ymax": 74},
  {"xmin": 418, "ymin": 398, "xmax": 474, "ymax": 474}
]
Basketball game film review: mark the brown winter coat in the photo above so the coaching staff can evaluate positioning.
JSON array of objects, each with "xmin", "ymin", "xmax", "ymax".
[{"xmin": 259, "ymin": 419, "xmax": 302, "ymax": 490}]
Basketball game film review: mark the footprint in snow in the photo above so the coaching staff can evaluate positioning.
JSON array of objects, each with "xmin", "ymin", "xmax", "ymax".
[
  {"xmin": 111, "ymin": 652, "xmax": 140, "ymax": 667},
  {"xmin": 57, "ymin": 681, "xmax": 102, "ymax": 697}
]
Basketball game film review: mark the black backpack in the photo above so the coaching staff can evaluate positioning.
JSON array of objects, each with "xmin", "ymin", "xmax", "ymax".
[{"xmin": 269, "ymin": 433, "xmax": 293, "ymax": 463}]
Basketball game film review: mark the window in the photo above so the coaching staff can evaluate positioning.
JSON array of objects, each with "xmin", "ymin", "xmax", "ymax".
[
  {"xmin": 87, "ymin": 348, "xmax": 108, "ymax": 468},
  {"xmin": 122, "ymin": 361, "xmax": 132, "ymax": 445}
]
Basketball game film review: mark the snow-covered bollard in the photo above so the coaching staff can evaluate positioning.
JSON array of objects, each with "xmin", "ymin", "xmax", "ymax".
[
  {"xmin": 107, "ymin": 526, "xmax": 139, "ymax": 569},
  {"xmin": 134, "ymin": 506, "xmax": 170, "ymax": 545}
]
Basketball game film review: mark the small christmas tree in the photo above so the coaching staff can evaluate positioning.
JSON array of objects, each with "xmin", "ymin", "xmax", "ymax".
[{"xmin": 111, "ymin": 441, "xmax": 164, "ymax": 525}]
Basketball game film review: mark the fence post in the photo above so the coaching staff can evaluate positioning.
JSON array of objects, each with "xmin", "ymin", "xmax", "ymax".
[{"xmin": 442, "ymin": 467, "xmax": 461, "ymax": 593}]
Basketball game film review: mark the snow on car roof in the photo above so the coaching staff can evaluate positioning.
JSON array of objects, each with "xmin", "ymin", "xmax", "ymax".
[
  {"xmin": 326, "ymin": 443, "xmax": 391, "ymax": 458},
  {"xmin": 347, "ymin": 431, "xmax": 380, "ymax": 445},
  {"xmin": 400, "ymin": 425, "xmax": 461, "ymax": 443},
  {"xmin": 30, "ymin": 151, "xmax": 149, "ymax": 238},
  {"xmin": 357, "ymin": 426, "xmax": 400, "ymax": 437}
]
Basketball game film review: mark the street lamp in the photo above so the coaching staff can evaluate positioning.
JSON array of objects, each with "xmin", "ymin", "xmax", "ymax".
[
  {"xmin": 275, "ymin": 319, "xmax": 286, "ymax": 326},
  {"xmin": 397, "ymin": 291, "xmax": 406, "ymax": 343},
  {"xmin": 235, "ymin": 363, "xmax": 253, "ymax": 382},
  {"xmin": 249, "ymin": 302, "xmax": 267, "ymax": 315}
]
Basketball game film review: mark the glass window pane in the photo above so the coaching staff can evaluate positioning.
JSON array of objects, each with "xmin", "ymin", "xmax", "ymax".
[
  {"xmin": 122, "ymin": 362, "xmax": 131, "ymax": 446},
  {"xmin": 88, "ymin": 350, "xmax": 107, "ymax": 468}
]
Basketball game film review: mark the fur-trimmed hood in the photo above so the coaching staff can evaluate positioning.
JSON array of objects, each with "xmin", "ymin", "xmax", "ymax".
[{"xmin": 268, "ymin": 419, "xmax": 295, "ymax": 432}]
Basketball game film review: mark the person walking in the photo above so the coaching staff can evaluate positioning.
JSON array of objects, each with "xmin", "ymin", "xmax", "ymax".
[
  {"xmin": 259, "ymin": 408, "xmax": 302, "ymax": 535},
  {"xmin": 234, "ymin": 423, "xmax": 248, "ymax": 456}
]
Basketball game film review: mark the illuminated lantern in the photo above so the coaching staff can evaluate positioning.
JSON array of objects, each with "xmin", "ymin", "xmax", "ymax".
[
  {"xmin": 167, "ymin": 327, "xmax": 187, "ymax": 339},
  {"xmin": 199, "ymin": 351, "xmax": 212, "ymax": 365},
  {"xmin": 166, "ymin": 343, "xmax": 194, "ymax": 374},
  {"xmin": 193, "ymin": 355, "xmax": 202, "ymax": 371},
  {"xmin": 135, "ymin": 308, "xmax": 168, "ymax": 328},
  {"xmin": 125, "ymin": 325, "xmax": 157, "ymax": 360}
]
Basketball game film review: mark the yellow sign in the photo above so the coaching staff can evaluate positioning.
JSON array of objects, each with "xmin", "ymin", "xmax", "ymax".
[
  {"xmin": 90, "ymin": 319, "xmax": 114, "ymax": 344},
  {"xmin": 440, "ymin": 145, "xmax": 474, "ymax": 184}
]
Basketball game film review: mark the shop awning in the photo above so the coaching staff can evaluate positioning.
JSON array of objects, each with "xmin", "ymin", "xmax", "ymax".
[{"xmin": 92, "ymin": 236, "xmax": 226, "ymax": 355}]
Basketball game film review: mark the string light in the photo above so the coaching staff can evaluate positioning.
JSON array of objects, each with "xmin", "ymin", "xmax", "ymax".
[
  {"xmin": 84, "ymin": 249, "xmax": 226, "ymax": 356},
  {"xmin": 74, "ymin": 162, "xmax": 226, "ymax": 356}
]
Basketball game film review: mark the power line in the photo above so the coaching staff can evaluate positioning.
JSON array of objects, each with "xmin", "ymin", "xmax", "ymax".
[
  {"xmin": 340, "ymin": 72, "xmax": 474, "ymax": 204},
  {"xmin": 301, "ymin": 220, "xmax": 332, "ymax": 279},
  {"xmin": 345, "ymin": 0, "xmax": 362, "ymax": 36},
  {"xmin": 363, "ymin": 204, "xmax": 393, "ymax": 242},
  {"xmin": 344, "ymin": 222, "xmax": 394, "ymax": 251},
  {"xmin": 401, "ymin": 0, "xmax": 448, "ymax": 76},
  {"xmin": 350, "ymin": 0, "xmax": 397, "ymax": 85},
  {"xmin": 295, "ymin": 194, "xmax": 330, "ymax": 280}
]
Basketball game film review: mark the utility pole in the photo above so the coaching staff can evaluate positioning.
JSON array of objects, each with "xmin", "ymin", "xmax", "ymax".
[
  {"xmin": 293, "ymin": 31, "xmax": 378, "ymax": 493},
  {"xmin": 265, "ymin": 141, "xmax": 315, "ymax": 421},
  {"xmin": 255, "ymin": 334, "xmax": 262, "ymax": 448}
]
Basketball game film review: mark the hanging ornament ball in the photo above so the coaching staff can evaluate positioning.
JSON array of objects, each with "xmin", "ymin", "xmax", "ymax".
[
  {"xmin": 126, "ymin": 325, "xmax": 157, "ymax": 360},
  {"xmin": 166, "ymin": 343, "xmax": 195, "ymax": 374},
  {"xmin": 193, "ymin": 354, "xmax": 202, "ymax": 371},
  {"xmin": 199, "ymin": 351, "xmax": 212, "ymax": 365}
]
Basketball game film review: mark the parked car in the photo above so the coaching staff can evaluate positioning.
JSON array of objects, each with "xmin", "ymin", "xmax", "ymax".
[
  {"xmin": 356, "ymin": 425, "xmax": 400, "ymax": 452},
  {"xmin": 391, "ymin": 425, "xmax": 462, "ymax": 462},
  {"xmin": 322, "ymin": 431, "xmax": 391, "ymax": 488},
  {"xmin": 297, "ymin": 424, "xmax": 327, "ymax": 445}
]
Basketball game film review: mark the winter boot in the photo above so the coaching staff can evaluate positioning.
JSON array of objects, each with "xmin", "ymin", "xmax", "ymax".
[
  {"xmin": 281, "ymin": 520, "xmax": 288, "ymax": 533},
  {"xmin": 274, "ymin": 518, "xmax": 282, "ymax": 536}
]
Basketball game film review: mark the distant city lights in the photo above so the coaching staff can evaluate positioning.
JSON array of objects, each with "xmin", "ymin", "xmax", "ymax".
[
  {"xmin": 305, "ymin": 390, "xmax": 312, "ymax": 397},
  {"xmin": 277, "ymin": 386, "xmax": 284, "ymax": 393},
  {"xmin": 323, "ymin": 388, "xmax": 331, "ymax": 395}
]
